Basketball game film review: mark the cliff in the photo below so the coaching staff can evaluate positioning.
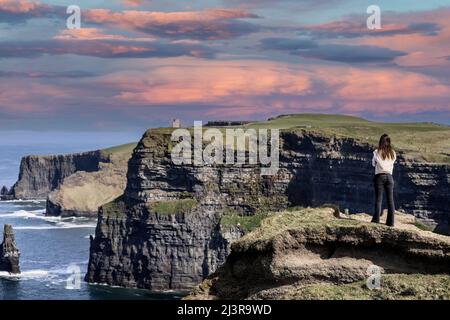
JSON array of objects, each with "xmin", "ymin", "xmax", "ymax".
[
  {"xmin": 46, "ymin": 144, "xmax": 135, "ymax": 217},
  {"xmin": 187, "ymin": 208, "xmax": 450, "ymax": 300},
  {"xmin": 9, "ymin": 143, "xmax": 135, "ymax": 217},
  {"xmin": 12, "ymin": 150, "xmax": 104, "ymax": 200},
  {"xmin": 0, "ymin": 225, "xmax": 20, "ymax": 274},
  {"xmin": 86, "ymin": 116, "xmax": 450, "ymax": 291}
]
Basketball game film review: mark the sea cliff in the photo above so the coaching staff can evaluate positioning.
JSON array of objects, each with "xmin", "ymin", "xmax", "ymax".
[
  {"xmin": 10, "ymin": 143, "xmax": 135, "ymax": 217},
  {"xmin": 85, "ymin": 117, "xmax": 450, "ymax": 291},
  {"xmin": 12, "ymin": 151, "xmax": 103, "ymax": 200}
]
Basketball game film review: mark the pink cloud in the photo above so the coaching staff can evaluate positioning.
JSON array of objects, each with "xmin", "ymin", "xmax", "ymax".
[
  {"xmin": 123, "ymin": 0, "xmax": 143, "ymax": 7},
  {"xmin": 54, "ymin": 28, "xmax": 155, "ymax": 41},
  {"xmin": 0, "ymin": 0, "xmax": 42, "ymax": 13},
  {"xmin": 0, "ymin": 79, "xmax": 72, "ymax": 113},
  {"xmin": 93, "ymin": 58, "xmax": 450, "ymax": 117},
  {"xmin": 98, "ymin": 59, "xmax": 312, "ymax": 106},
  {"xmin": 84, "ymin": 8, "xmax": 259, "ymax": 40}
]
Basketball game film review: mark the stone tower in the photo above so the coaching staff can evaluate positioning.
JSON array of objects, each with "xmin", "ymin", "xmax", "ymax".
[{"xmin": 172, "ymin": 119, "xmax": 181, "ymax": 128}]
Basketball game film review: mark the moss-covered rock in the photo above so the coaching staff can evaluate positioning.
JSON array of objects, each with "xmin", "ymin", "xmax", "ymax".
[{"xmin": 187, "ymin": 207, "xmax": 450, "ymax": 300}]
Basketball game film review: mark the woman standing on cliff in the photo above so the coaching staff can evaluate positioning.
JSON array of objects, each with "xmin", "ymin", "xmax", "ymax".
[{"xmin": 371, "ymin": 134, "xmax": 397, "ymax": 227}]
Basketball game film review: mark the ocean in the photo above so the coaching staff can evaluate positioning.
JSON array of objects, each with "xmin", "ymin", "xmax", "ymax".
[{"xmin": 0, "ymin": 136, "xmax": 183, "ymax": 300}]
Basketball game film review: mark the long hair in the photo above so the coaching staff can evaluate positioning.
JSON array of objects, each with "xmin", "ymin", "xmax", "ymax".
[{"xmin": 378, "ymin": 134, "xmax": 395, "ymax": 160}]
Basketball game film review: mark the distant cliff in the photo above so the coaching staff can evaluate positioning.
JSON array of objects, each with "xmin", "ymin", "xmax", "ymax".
[
  {"xmin": 12, "ymin": 151, "xmax": 104, "ymax": 200},
  {"xmin": 85, "ymin": 126, "xmax": 450, "ymax": 291},
  {"xmin": 10, "ymin": 143, "xmax": 136, "ymax": 217}
]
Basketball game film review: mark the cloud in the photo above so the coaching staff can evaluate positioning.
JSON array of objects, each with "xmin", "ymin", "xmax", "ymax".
[
  {"xmin": 260, "ymin": 37, "xmax": 317, "ymax": 50},
  {"xmin": 0, "ymin": 70, "xmax": 95, "ymax": 78},
  {"xmin": 54, "ymin": 28, "xmax": 155, "ymax": 41},
  {"xmin": 356, "ymin": 8, "xmax": 450, "ymax": 68},
  {"xmin": 0, "ymin": 0, "xmax": 59, "ymax": 23},
  {"xmin": 298, "ymin": 20, "xmax": 442, "ymax": 39},
  {"xmin": 2, "ymin": 58, "xmax": 450, "ymax": 128},
  {"xmin": 123, "ymin": 0, "xmax": 143, "ymax": 6},
  {"xmin": 84, "ymin": 8, "xmax": 260, "ymax": 40},
  {"xmin": 297, "ymin": 44, "xmax": 406, "ymax": 63},
  {"xmin": 0, "ymin": 39, "xmax": 215, "ymax": 59},
  {"xmin": 98, "ymin": 59, "xmax": 312, "ymax": 106},
  {"xmin": 260, "ymin": 38, "xmax": 406, "ymax": 63},
  {"xmin": 94, "ymin": 58, "xmax": 450, "ymax": 115}
]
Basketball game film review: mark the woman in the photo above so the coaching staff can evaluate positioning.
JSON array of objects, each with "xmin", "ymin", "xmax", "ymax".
[{"xmin": 371, "ymin": 134, "xmax": 397, "ymax": 227}]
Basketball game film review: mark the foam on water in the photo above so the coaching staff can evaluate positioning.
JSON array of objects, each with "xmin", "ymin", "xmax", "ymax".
[
  {"xmin": 0, "ymin": 208, "xmax": 96, "ymax": 229},
  {"xmin": 0, "ymin": 270, "xmax": 49, "ymax": 280},
  {"xmin": 15, "ymin": 223, "xmax": 96, "ymax": 230}
]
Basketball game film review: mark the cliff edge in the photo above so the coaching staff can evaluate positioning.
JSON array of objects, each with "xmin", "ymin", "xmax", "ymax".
[
  {"xmin": 187, "ymin": 207, "xmax": 450, "ymax": 300},
  {"xmin": 9, "ymin": 143, "xmax": 136, "ymax": 217},
  {"xmin": 86, "ymin": 116, "xmax": 450, "ymax": 291},
  {"xmin": 46, "ymin": 144, "xmax": 135, "ymax": 217}
]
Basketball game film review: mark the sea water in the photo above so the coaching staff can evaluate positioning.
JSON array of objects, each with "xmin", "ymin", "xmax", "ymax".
[
  {"xmin": 0, "ymin": 136, "xmax": 183, "ymax": 300},
  {"xmin": 0, "ymin": 201, "xmax": 183, "ymax": 300}
]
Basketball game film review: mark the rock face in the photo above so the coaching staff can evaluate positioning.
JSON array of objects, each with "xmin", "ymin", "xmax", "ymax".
[
  {"xmin": 187, "ymin": 208, "xmax": 450, "ymax": 300},
  {"xmin": 85, "ymin": 128, "xmax": 450, "ymax": 291},
  {"xmin": 9, "ymin": 143, "xmax": 135, "ymax": 217},
  {"xmin": 0, "ymin": 225, "xmax": 20, "ymax": 274},
  {"xmin": 46, "ymin": 151, "xmax": 132, "ymax": 217},
  {"xmin": 12, "ymin": 151, "xmax": 103, "ymax": 200}
]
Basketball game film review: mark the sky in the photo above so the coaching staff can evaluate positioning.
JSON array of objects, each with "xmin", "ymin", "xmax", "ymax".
[{"xmin": 1, "ymin": 0, "xmax": 450, "ymax": 133}]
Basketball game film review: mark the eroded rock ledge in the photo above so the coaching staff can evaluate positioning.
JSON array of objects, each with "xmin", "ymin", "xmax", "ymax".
[{"xmin": 187, "ymin": 208, "xmax": 450, "ymax": 300}]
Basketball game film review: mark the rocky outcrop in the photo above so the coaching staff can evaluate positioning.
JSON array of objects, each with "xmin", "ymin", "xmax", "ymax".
[
  {"xmin": 85, "ymin": 128, "xmax": 450, "ymax": 291},
  {"xmin": 46, "ymin": 148, "xmax": 133, "ymax": 217},
  {"xmin": 0, "ymin": 225, "xmax": 20, "ymax": 274},
  {"xmin": 187, "ymin": 208, "xmax": 450, "ymax": 300},
  {"xmin": 12, "ymin": 151, "xmax": 103, "ymax": 200},
  {"xmin": 9, "ymin": 143, "xmax": 135, "ymax": 217},
  {"xmin": 0, "ymin": 186, "xmax": 13, "ymax": 201}
]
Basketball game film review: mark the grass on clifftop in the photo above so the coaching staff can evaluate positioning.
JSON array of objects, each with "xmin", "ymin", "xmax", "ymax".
[
  {"xmin": 284, "ymin": 274, "xmax": 450, "ymax": 300},
  {"xmin": 220, "ymin": 211, "xmax": 269, "ymax": 233},
  {"xmin": 140, "ymin": 114, "xmax": 450, "ymax": 163},
  {"xmin": 245, "ymin": 114, "xmax": 450, "ymax": 163},
  {"xmin": 238, "ymin": 207, "xmax": 364, "ymax": 246},
  {"xmin": 101, "ymin": 142, "xmax": 137, "ymax": 157}
]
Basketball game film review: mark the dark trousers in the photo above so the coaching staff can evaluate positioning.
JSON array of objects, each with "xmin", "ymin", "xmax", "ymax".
[{"xmin": 372, "ymin": 173, "xmax": 395, "ymax": 226}]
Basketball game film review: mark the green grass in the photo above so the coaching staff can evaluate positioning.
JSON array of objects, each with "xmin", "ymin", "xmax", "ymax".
[
  {"xmin": 283, "ymin": 274, "xmax": 450, "ymax": 300},
  {"xmin": 220, "ymin": 210, "xmax": 269, "ymax": 233},
  {"xmin": 141, "ymin": 114, "xmax": 450, "ymax": 163},
  {"xmin": 152, "ymin": 198, "xmax": 198, "ymax": 215},
  {"xmin": 413, "ymin": 220, "xmax": 434, "ymax": 232},
  {"xmin": 101, "ymin": 142, "xmax": 137, "ymax": 156},
  {"xmin": 244, "ymin": 113, "xmax": 450, "ymax": 163},
  {"xmin": 101, "ymin": 196, "xmax": 127, "ymax": 219}
]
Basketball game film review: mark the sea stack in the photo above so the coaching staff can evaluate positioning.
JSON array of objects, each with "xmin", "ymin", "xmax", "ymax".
[{"xmin": 0, "ymin": 225, "xmax": 20, "ymax": 274}]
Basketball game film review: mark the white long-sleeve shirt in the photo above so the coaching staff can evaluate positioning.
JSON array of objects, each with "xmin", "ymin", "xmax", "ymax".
[{"xmin": 372, "ymin": 149, "xmax": 396, "ymax": 175}]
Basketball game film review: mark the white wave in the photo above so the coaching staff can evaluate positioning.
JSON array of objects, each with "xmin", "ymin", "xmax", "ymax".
[
  {"xmin": 0, "ymin": 269, "xmax": 49, "ymax": 280},
  {"xmin": 0, "ymin": 209, "xmax": 59, "ymax": 222},
  {"xmin": 0, "ymin": 199, "xmax": 46, "ymax": 203},
  {"xmin": 0, "ymin": 208, "xmax": 96, "ymax": 229},
  {"xmin": 15, "ymin": 222, "xmax": 96, "ymax": 230}
]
